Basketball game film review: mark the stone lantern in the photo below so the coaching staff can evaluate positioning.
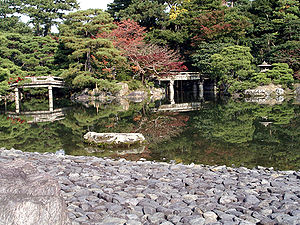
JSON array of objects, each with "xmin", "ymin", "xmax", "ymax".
[{"xmin": 258, "ymin": 61, "xmax": 272, "ymax": 72}]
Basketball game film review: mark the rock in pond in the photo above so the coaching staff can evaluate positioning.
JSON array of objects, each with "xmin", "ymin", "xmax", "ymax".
[
  {"xmin": 244, "ymin": 83, "xmax": 285, "ymax": 97},
  {"xmin": 84, "ymin": 132, "xmax": 146, "ymax": 147}
]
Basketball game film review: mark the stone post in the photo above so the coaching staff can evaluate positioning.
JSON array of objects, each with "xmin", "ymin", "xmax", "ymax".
[
  {"xmin": 193, "ymin": 81, "xmax": 197, "ymax": 99},
  {"xmin": 193, "ymin": 81, "xmax": 197, "ymax": 92},
  {"xmin": 48, "ymin": 86, "xmax": 53, "ymax": 112},
  {"xmin": 169, "ymin": 80, "xmax": 175, "ymax": 104},
  {"xmin": 198, "ymin": 81, "xmax": 204, "ymax": 99},
  {"xmin": 213, "ymin": 80, "xmax": 217, "ymax": 97},
  {"xmin": 4, "ymin": 96, "xmax": 7, "ymax": 113},
  {"xmin": 14, "ymin": 87, "xmax": 20, "ymax": 113}
]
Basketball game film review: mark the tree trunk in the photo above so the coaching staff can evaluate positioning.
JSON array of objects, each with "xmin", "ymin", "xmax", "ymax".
[{"xmin": 85, "ymin": 50, "xmax": 91, "ymax": 72}]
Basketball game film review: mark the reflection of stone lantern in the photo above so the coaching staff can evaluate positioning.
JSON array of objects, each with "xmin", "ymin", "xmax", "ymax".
[{"xmin": 258, "ymin": 61, "xmax": 272, "ymax": 72}]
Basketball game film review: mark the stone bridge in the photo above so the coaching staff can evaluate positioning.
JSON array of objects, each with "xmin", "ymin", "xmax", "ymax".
[
  {"xmin": 157, "ymin": 72, "xmax": 215, "ymax": 104},
  {"xmin": 3, "ymin": 108, "xmax": 68, "ymax": 124},
  {"xmin": 153, "ymin": 102, "xmax": 203, "ymax": 112},
  {"xmin": 10, "ymin": 76, "xmax": 65, "ymax": 113}
]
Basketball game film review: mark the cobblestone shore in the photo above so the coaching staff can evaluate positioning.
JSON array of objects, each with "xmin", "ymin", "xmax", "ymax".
[{"xmin": 1, "ymin": 148, "xmax": 300, "ymax": 225}]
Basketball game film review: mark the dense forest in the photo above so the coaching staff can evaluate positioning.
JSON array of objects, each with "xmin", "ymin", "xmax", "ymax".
[{"xmin": 0, "ymin": 0, "xmax": 299, "ymax": 96}]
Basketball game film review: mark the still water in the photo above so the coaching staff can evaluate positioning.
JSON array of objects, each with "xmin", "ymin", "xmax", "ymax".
[{"xmin": 0, "ymin": 95, "xmax": 299, "ymax": 170}]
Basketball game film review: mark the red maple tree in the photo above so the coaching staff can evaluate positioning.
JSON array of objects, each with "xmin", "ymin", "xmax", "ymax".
[
  {"xmin": 192, "ymin": 10, "xmax": 250, "ymax": 44},
  {"xmin": 100, "ymin": 19, "xmax": 187, "ymax": 83}
]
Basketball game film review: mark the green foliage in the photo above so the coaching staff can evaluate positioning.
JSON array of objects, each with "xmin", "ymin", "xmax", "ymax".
[
  {"xmin": 0, "ymin": 17, "xmax": 32, "ymax": 34},
  {"xmin": 246, "ymin": 0, "xmax": 299, "ymax": 66},
  {"xmin": 211, "ymin": 45, "xmax": 255, "ymax": 93},
  {"xmin": 20, "ymin": 0, "xmax": 79, "ymax": 36},
  {"xmin": 191, "ymin": 42, "xmax": 232, "ymax": 76},
  {"xmin": 107, "ymin": 0, "xmax": 132, "ymax": 20},
  {"xmin": 265, "ymin": 63, "xmax": 294, "ymax": 86},
  {"xmin": 58, "ymin": 9, "xmax": 126, "ymax": 89},
  {"xmin": 96, "ymin": 79, "xmax": 122, "ymax": 94},
  {"xmin": 251, "ymin": 63, "xmax": 294, "ymax": 87},
  {"xmin": 126, "ymin": 79, "xmax": 144, "ymax": 90},
  {"xmin": 267, "ymin": 41, "xmax": 300, "ymax": 79},
  {"xmin": 251, "ymin": 72, "xmax": 272, "ymax": 86},
  {"xmin": 118, "ymin": 0, "xmax": 167, "ymax": 30}
]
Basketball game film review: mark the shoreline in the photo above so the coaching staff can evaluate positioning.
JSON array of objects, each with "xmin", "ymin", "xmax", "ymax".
[{"xmin": 1, "ymin": 148, "xmax": 300, "ymax": 225}]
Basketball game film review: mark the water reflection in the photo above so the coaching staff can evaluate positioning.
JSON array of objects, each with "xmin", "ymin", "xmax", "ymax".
[
  {"xmin": 149, "ymin": 99, "xmax": 300, "ymax": 170},
  {"xmin": 0, "ymin": 96, "xmax": 299, "ymax": 170}
]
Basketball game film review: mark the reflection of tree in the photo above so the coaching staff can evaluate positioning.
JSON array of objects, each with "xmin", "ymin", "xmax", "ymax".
[
  {"xmin": 1, "ymin": 98, "xmax": 299, "ymax": 170},
  {"xmin": 61, "ymin": 102, "xmax": 145, "ymax": 155},
  {"xmin": 21, "ymin": 98, "xmax": 50, "ymax": 111},
  {"xmin": 149, "ymin": 129, "xmax": 258, "ymax": 167},
  {"xmin": 251, "ymin": 114, "xmax": 300, "ymax": 170},
  {"xmin": 0, "ymin": 114, "xmax": 66, "ymax": 152},
  {"xmin": 254, "ymin": 102, "xmax": 295, "ymax": 125},
  {"xmin": 193, "ymin": 100, "xmax": 257, "ymax": 143},
  {"xmin": 149, "ymin": 100, "xmax": 300, "ymax": 170}
]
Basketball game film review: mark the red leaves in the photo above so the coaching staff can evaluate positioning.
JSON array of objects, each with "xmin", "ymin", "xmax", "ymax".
[
  {"xmin": 99, "ymin": 19, "xmax": 187, "ymax": 80},
  {"xmin": 102, "ymin": 68, "xmax": 111, "ymax": 73},
  {"xmin": 192, "ymin": 10, "xmax": 250, "ymax": 44},
  {"xmin": 193, "ymin": 10, "xmax": 233, "ymax": 42},
  {"xmin": 8, "ymin": 75, "xmax": 23, "ymax": 84},
  {"xmin": 7, "ymin": 116, "xmax": 26, "ymax": 124}
]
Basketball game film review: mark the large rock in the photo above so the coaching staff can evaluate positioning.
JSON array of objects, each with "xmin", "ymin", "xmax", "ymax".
[
  {"xmin": 126, "ymin": 91, "xmax": 148, "ymax": 103},
  {"xmin": 84, "ymin": 132, "xmax": 146, "ymax": 147},
  {"xmin": 150, "ymin": 87, "xmax": 165, "ymax": 101},
  {"xmin": 0, "ymin": 160, "xmax": 70, "ymax": 225},
  {"xmin": 244, "ymin": 84, "xmax": 285, "ymax": 97},
  {"xmin": 116, "ymin": 82, "xmax": 129, "ymax": 97}
]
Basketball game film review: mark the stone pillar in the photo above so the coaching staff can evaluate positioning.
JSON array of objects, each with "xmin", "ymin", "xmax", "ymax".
[
  {"xmin": 14, "ymin": 88, "xmax": 20, "ymax": 113},
  {"xmin": 48, "ymin": 86, "xmax": 53, "ymax": 112},
  {"xmin": 213, "ymin": 80, "xmax": 217, "ymax": 97},
  {"xmin": 193, "ymin": 81, "xmax": 197, "ymax": 92},
  {"xmin": 4, "ymin": 96, "xmax": 7, "ymax": 113},
  {"xmin": 198, "ymin": 81, "xmax": 204, "ymax": 99},
  {"xmin": 169, "ymin": 80, "xmax": 175, "ymax": 104},
  {"xmin": 193, "ymin": 81, "xmax": 197, "ymax": 99}
]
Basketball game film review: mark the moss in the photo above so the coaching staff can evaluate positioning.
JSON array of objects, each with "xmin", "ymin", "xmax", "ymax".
[{"xmin": 84, "ymin": 138, "xmax": 147, "ymax": 150}]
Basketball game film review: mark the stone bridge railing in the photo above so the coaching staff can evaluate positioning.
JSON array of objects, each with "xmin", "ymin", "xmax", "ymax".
[
  {"xmin": 11, "ymin": 76, "xmax": 65, "ymax": 88},
  {"xmin": 158, "ymin": 72, "xmax": 202, "ymax": 81}
]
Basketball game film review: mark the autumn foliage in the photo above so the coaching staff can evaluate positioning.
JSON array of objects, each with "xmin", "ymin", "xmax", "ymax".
[
  {"xmin": 192, "ymin": 10, "xmax": 250, "ymax": 44},
  {"xmin": 100, "ymin": 19, "xmax": 187, "ymax": 82}
]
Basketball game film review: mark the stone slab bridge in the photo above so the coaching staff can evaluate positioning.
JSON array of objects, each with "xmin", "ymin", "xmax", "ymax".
[
  {"xmin": 10, "ymin": 76, "xmax": 65, "ymax": 113},
  {"xmin": 157, "ymin": 72, "xmax": 216, "ymax": 104},
  {"xmin": 153, "ymin": 102, "xmax": 203, "ymax": 112},
  {"xmin": 3, "ymin": 108, "xmax": 68, "ymax": 124}
]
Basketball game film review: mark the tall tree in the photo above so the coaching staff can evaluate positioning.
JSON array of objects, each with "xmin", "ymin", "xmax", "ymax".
[
  {"xmin": 0, "ymin": 31, "xmax": 59, "ymax": 94},
  {"xmin": 211, "ymin": 45, "xmax": 255, "ymax": 94},
  {"xmin": 103, "ymin": 19, "xmax": 187, "ymax": 83},
  {"xmin": 0, "ymin": 0, "xmax": 31, "ymax": 34},
  {"xmin": 118, "ymin": 0, "xmax": 167, "ymax": 30},
  {"xmin": 59, "ymin": 9, "xmax": 125, "ymax": 88},
  {"xmin": 107, "ymin": 0, "xmax": 132, "ymax": 21},
  {"xmin": 245, "ymin": 0, "xmax": 299, "ymax": 77},
  {"xmin": 20, "ymin": 0, "xmax": 79, "ymax": 36}
]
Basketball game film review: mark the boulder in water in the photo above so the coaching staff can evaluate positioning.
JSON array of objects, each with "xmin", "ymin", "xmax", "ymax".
[{"xmin": 84, "ymin": 132, "xmax": 146, "ymax": 147}]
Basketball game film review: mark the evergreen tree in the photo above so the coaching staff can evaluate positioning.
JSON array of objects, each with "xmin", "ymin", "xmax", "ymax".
[
  {"xmin": 107, "ymin": 0, "xmax": 132, "ymax": 21},
  {"xmin": 118, "ymin": 0, "xmax": 167, "ymax": 30},
  {"xmin": 20, "ymin": 0, "xmax": 79, "ymax": 36},
  {"xmin": 211, "ymin": 45, "xmax": 255, "ymax": 94},
  {"xmin": 59, "ymin": 9, "xmax": 125, "ymax": 88}
]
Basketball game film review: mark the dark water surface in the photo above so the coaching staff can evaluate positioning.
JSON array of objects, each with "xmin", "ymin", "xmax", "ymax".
[{"xmin": 0, "ymin": 96, "xmax": 299, "ymax": 170}]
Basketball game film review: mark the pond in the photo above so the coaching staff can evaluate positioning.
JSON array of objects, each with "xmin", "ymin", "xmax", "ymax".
[{"xmin": 0, "ymin": 94, "xmax": 299, "ymax": 170}]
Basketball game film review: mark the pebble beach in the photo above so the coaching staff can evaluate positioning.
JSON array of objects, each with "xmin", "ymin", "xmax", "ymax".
[{"xmin": 1, "ymin": 148, "xmax": 300, "ymax": 225}]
